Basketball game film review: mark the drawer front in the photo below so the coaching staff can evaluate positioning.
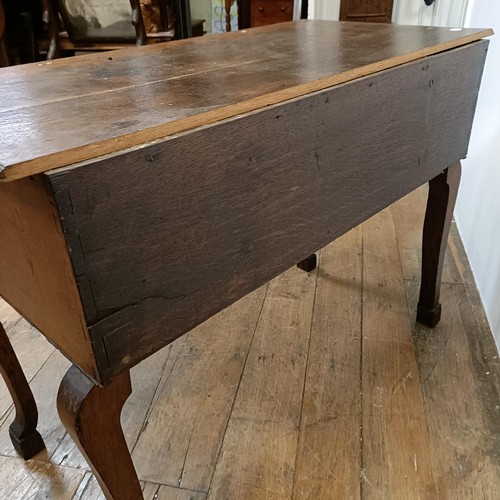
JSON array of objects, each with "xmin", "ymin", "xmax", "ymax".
[{"xmin": 251, "ymin": 1, "xmax": 293, "ymax": 26}]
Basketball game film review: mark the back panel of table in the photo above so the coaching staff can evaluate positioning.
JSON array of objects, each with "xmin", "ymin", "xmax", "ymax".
[{"xmin": 47, "ymin": 41, "xmax": 488, "ymax": 383}]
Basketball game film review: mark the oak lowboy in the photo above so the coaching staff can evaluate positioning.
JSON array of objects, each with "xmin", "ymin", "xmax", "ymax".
[{"xmin": 0, "ymin": 21, "xmax": 492, "ymax": 499}]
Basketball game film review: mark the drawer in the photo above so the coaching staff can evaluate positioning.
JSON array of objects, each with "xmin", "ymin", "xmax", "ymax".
[{"xmin": 251, "ymin": 1, "xmax": 293, "ymax": 26}]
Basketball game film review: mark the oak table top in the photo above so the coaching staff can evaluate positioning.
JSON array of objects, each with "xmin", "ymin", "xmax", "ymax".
[{"xmin": 0, "ymin": 21, "xmax": 492, "ymax": 181}]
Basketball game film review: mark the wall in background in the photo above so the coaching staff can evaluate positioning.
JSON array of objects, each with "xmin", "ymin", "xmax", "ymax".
[
  {"xmin": 308, "ymin": 0, "xmax": 340, "ymax": 21},
  {"xmin": 455, "ymin": 0, "xmax": 500, "ymax": 345},
  {"xmin": 392, "ymin": 0, "xmax": 469, "ymax": 26}
]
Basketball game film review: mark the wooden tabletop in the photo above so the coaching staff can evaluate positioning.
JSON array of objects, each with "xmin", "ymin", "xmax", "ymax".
[{"xmin": 0, "ymin": 21, "xmax": 492, "ymax": 182}]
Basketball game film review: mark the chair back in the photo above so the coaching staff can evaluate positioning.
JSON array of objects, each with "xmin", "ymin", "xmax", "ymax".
[{"xmin": 55, "ymin": 0, "xmax": 146, "ymax": 43}]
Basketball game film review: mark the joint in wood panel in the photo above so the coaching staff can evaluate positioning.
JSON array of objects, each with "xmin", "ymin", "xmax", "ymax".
[{"xmin": 50, "ymin": 188, "xmax": 99, "ymax": 324}]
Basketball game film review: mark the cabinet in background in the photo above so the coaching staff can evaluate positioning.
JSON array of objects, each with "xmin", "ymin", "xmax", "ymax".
[
  {"xmin": 250, "ymin": 0, "xmax": 293, "ymax": 27},
  {"xmin": 340, "ymin": 0, "xmax": 394, "ymax": 23}
]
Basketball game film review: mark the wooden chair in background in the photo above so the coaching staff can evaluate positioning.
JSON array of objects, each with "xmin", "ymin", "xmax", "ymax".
[
  {"xmin": 53, "ymin": 0, "xmax": 203, "ymax": 52},
  {"xmin": 54, "ymin": 0, "xmax": 166, "ymax": 49},
  {"xmin": 1, "ymin": 0, "xmax": 203, "ymax": 65}
]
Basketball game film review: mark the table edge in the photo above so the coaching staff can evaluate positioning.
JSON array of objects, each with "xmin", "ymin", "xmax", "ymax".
[{"xmin": 0, "ymin": 27, "xmax": 493, "ymax": 183}]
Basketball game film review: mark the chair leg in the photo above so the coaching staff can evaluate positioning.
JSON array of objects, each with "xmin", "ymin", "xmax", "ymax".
[
  {"xmin": 0, "ymin": 321, "xmax": 45, "ymax": 459},
  {"xmin": 0, "ymin": 39, "xmax": 9, "ymax": 67},
  {"xmin": 57, "ymin": 365, "xmax": 143, "ymax": 500},
  {"xmin": 417, "ymin": 162, "xmax": 461, "ymax": 328},
  {"xmin": 297, "ymin": 253, "xmax": 317, "ymax": 273}
]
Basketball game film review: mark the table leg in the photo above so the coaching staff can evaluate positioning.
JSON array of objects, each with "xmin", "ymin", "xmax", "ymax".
[
  {"xmin": 57, "ymin": 365, "xmax": 142, "ymax": 500},
  {"xmin": 417, "ymin": 162, "xmax": 461, "ymax": 327},
  {"xmin": 297, "ymin": 253, "xmax": 317, "ymax": 272},
  {"xmin": 0, "ymin": 321, "xmax": 45, "ymax": 459}
]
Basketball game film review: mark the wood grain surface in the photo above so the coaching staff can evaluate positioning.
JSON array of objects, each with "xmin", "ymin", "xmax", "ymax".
[
  {"xmin": 132, "ymin": 285, "xmax": 267, "ymax": 491},
  {"xmin": 0, "ymin": 21, "xmax": 492, "ymax": 181},
  {"xmin": 362, "ymin": 209, "xmax": 439, "ymax": 498},
  {"xmin": 209, "ymin": 265, "xmax": 317, "ymax": 499},
  {"xmin": 293, "ymin": 229, "xmax": 362, "ymax": 499},
  {"xmin": 0, "ymin": 177, "xmax": 96, "ymax": 378},
  {"xmin": 47, "ymin": 41, "xmax": 487, "ymax": 382}
]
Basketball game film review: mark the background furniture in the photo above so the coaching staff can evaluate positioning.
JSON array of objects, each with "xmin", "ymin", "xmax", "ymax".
[
  {"xmin": 0, "ymin": 21, "xmax": 491, "ymax": 498},
  {"xmin": 250, "ymin": 0, "xmax": 293, "ymax": 27},
  {"xmin": 238, "ymin": 0, "xmax": 307, "ymax": 30},
  {"xmin": 340, "ymin": 0, "xmax": 394, "ymax": 23}
]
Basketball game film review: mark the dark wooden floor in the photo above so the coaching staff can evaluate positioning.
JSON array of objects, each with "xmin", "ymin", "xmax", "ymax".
[{"xmin": 1, "ymin": 186, "xmax": 499, "ymax": 499}]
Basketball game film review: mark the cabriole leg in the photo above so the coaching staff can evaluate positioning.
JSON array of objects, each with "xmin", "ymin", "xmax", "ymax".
[
  {"xmin": 57, "ymin": 365, "xmax": 142, "ymax": 500},
  {"xmin": 417, "ymin": 162, "xmax": 461, "ymax": 327},
  {"xmin": 0, "ymin": 321, "xmax": 45, "ymax": 459},
  {"xmin": 297, "ymin": 253, "xmax": 317, "ymax": 273}
]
